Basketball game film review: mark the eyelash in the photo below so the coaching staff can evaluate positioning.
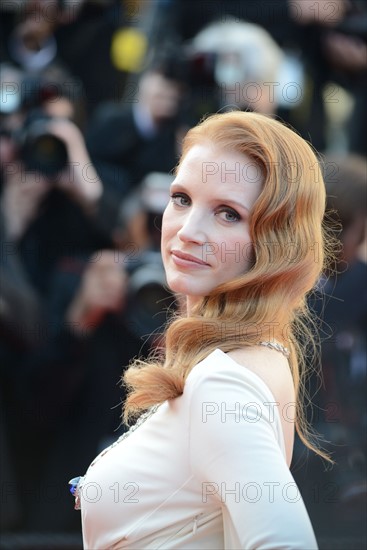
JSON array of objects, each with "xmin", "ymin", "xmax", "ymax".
[
  {"xmin": 219, "ymin": 208, "xmax": 241, "ymax": 223},
  {"xmin": 170, "ymin": 192, "xmax": 190, "ymax": 207},
  {"xmin": 170, "ymin": 193, "xmax": 241, "ymax": 223}
]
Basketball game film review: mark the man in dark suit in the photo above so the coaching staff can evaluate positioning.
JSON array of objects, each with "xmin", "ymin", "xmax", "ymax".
[{"xmin": 85, "ymin": 67, "xmax": 186, "ymax": 197}]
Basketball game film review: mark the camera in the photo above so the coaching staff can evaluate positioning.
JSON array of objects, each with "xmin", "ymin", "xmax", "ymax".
[
  {"xmin": 120, "ymin": 173, "xmax": 176, "ymax": 340},
  {"xmin": 123, "ymin": 250, "xmax": 174, "ymax": 341},
  {"xmin": 1, "ymin": 68, "xmax": 82, "ymax": 176},
  {"xmin": 16, "ymin": 109, "xmax": 68, "ymax": 176}
]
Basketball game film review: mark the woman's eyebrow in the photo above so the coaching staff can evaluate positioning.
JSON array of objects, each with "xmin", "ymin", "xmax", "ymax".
[
  {"xmin": 170, "ymin": 182, "xmax": 250, "ymax": 214},
  {"xmin": 218, "ymin": 199, "xmax": 249, "ymax": 214},
  {"xmin": 170, "ymin": 181, "xmax": 193, "ymax": 195}
]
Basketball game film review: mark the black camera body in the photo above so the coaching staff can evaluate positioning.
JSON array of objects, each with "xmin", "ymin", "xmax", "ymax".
[
  {"xmin": 123, "ymin": 250, "xmax": 173, "ymax": 341},
  {"xmin": 16, "ymin": 110, "xmax": 68, "ymax": 176}
]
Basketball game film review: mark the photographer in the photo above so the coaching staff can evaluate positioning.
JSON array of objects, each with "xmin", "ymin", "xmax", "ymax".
[
  {"xmin": 1, "ymin": 68, "xmax": 125, "ymax": 296},
  {"xmin": 0, "ymin": 67, "xmax": 128, "ymax": 531}
]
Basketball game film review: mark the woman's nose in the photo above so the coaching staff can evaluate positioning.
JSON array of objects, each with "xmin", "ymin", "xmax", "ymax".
[{"xmin": 177, "ymin": 209, "xmax": 207, "ymax": 244}]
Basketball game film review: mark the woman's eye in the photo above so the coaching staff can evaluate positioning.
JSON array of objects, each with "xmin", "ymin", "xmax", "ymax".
[
  {"xmin": 217, "ymin": 208, "xmax": 241, "ymax": 223},
  {"xmin": 171, "ymin": 193, "xmax": 191, "ymax": 207}
]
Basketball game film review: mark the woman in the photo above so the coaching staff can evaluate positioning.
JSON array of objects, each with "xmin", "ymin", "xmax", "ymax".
[{"xmin": 71, "ymin": 111, "xmax": 331, "ymax": 549}]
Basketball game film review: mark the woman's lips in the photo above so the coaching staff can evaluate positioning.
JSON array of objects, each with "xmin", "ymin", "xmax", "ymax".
[{"xmin": 170, "ymin": 250, "xmax": 210, "ymax": 267}]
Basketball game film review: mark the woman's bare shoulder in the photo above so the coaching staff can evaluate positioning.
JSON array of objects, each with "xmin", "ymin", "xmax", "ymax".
[
  {"xmin": 227, "ymin": 345, "xmax": 296, "ymax": 464},
  {"xmin": 226, "ymin": 345, "xmax": 295, "ymax": 405}
]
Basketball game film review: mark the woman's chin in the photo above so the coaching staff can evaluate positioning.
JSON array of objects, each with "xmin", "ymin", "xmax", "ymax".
[{"xmin": 166, "ymin": 277, "xmax": 204, "ymax": 299}]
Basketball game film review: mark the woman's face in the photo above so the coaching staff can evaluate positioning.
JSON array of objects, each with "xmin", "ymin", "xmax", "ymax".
[{"xmin": 161, "ymin": 144, "xmax": 263, "ymax": 308}]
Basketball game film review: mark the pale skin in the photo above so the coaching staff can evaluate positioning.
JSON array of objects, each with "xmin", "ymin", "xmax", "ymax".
[
  {"xmin": 161, "ymin": 143, "xmax": 295, "ymax": 465},
  {"xmin": 161, "ymin": 144, "xmax": 263, "ymax": 310},
  {"xmin": 227, "ymin": 346, "xmax": 295, "ymax": 466}
]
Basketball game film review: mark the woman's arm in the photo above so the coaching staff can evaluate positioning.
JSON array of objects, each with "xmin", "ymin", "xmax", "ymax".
[{"xmin": 188, "ymin": 358, "xmax": 318, "ymax": 549}]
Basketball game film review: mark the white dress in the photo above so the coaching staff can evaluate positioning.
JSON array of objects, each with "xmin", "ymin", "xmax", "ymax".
[{"xmin": 77, "ymin": 348, "xmax": 318, "ymax": 549}]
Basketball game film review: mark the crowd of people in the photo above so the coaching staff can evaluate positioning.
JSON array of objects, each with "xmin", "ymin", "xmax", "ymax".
[{"xmin": 0, "ymin": 0, "xmax": 366, "ymax": 546}]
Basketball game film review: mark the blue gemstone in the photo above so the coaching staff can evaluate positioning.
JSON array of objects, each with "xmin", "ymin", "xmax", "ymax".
[{"xmin": 68, "ymin": 476, "xmax": 81, "ymax": 495}]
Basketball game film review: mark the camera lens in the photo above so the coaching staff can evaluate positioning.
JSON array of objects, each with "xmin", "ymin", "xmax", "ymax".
[
  {"xmin": 21, "ymin": 130, "xmax": 68, "ymax": 176},
  {"xmin": 124, "ymin": 252, "xmax": 173, "ymax": 339}
]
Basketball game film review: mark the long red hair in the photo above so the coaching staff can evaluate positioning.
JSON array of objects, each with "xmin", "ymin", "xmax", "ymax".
[{"xmin": 122, "ymin": 111, "xmax": 334, "ymax": 461}]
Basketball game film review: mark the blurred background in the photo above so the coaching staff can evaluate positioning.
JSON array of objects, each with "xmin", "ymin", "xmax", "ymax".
[{"xmin": 0, "ymin": 1, "xmax": 366, "ymax": 548}]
